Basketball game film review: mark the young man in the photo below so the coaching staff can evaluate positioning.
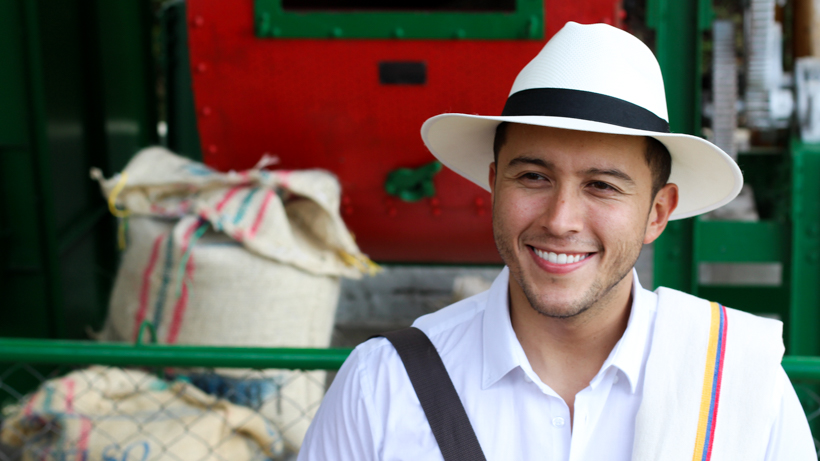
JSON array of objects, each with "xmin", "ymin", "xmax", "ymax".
[{"xmin": 299, "ymin": 22, "xmax": 815, "ymax": 460}]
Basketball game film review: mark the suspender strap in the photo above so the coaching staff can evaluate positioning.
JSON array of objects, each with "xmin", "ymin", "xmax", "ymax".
[{"xmin": 377, "ymin": 327, "xmax": 487, "ymax": 461}]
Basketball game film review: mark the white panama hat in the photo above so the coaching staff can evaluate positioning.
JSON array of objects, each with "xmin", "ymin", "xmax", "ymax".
[{"xmin": 421, "ymin": 22, "xmax": 742, "ymax": 220}]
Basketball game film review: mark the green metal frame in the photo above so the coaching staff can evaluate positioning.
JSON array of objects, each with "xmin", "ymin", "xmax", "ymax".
[
  {"xmin": 0, "ymin": 0, "xmax": 158, "ymax": 342},
  {"xmin": 254, "ymin": 0, "xmax": 544, "ymax": 40},
  {"xmin": 0, "ymin": 338, "xmax": 818, "ymax": 378},
  {"xmin": 790, "ymin": 139, "xmax": 820, "ymax": 356},
  {"xmin": 0, "ymin": 339, "xmax": 352, "ymax": 370},
  {"xmin": 1, "ymin": 0, "xmax": 67, "ymax": 339},
  {"xmin": 648, "ymin": 0, "xmax": 713, "ymax": 294}
]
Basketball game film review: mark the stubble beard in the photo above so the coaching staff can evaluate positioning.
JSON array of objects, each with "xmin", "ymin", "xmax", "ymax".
[{"xmin": 494, "ymin": 225, "xmax": 644, "ymax": 321}]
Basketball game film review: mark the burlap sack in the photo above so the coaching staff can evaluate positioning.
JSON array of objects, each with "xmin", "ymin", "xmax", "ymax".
[
  {"xmin": 101, "ymin": 217, "xmax": 340, "ymax": 351},
  {"xmin": 1, "ymin": 367, "xmax": 283, "ymax": 461},
  {"xmin": 92, "ymin": 147, "xmax": 374, "ymax": 450}
]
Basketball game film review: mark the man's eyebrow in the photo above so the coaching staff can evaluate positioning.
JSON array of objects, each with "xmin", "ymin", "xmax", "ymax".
[
  {"xmin": 506, "ymin": 156, "xmax": 554, "ymax": 169},
  {"xmin": 583, "ymin": 167, "xmax": 635, "ymax": 185}
]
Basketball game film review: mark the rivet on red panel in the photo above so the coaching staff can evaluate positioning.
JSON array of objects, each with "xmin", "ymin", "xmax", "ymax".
[
  {"xmin": 344, "ymin": 206, "xmax": 354, "ymax": 215},
  {"xmin": 208, "ymin": 144, "xmax": 218, "ymax": 154},
  {"xmin": 197, "ymin": 62, "xmax": 208, "ymax": 73},
  {"xmin": 432, "ymin": 208, "xmax": 442, "ymax": 217},
  {"xmin": 388, "ymin": 207, "xmax": 397, "ymax": 217},
  {"xmin": 193, "ymin": 15, "xmax": 204, "ymax": 27},
  {"xmin": 201, "ymin": 106, "xmax": 212, "ymax": 116},
  {"xmin": 429, "ymin": 197, "xmax": 440, "ymax": 207},
  {"xmin": 342, "ymin": 195, "xmax": 351, "ymax": 206}
]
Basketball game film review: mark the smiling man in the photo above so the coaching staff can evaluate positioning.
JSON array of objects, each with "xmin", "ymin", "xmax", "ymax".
[{"xmin": 299, "ymin": 22, "xmax": 814, "ymax": 460}]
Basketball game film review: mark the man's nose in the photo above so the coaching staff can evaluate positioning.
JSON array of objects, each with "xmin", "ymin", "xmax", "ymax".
[{"xmin": 539, "ymin": 187, "xmax": 584, "ymax": 237}]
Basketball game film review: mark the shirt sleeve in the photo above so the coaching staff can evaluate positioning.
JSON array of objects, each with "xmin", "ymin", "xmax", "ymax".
[
  {"xmin": 297, "ymin": 346, "xmax": 380, "ymax": 461},
  {"xmin": 764, "ymin": 366, "xmax": 817, "ymax": 460}
]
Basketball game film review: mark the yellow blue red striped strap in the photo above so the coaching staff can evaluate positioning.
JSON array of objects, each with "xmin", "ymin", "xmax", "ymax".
[{"xmin": 692, "ymin": 302, "xmax": 728, "ymax": 461}]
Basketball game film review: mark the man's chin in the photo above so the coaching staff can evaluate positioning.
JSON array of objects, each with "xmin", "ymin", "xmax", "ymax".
[
  {"xmin": 521, "ymin": 288, "xmax": 588, "ymax": 316},
  {"xmin": 529, "ymin": 301, "xmax": 591, "ymax": 319}
]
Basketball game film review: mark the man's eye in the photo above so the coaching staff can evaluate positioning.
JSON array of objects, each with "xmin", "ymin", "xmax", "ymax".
[
  {"xmin": 589, "ymin": 181, "xmax": 615, "ymax": 191},
  {"xmin": 521, "ymin": 172, "xmax": 546, "ymax": 181}
]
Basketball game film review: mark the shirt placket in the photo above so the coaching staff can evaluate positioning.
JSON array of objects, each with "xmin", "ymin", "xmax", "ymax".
[
  {"xmin": 568, "ymin": 368, "xmax": 618, "ymax": 461},
  {"xmin": 549, "ymin": 393, "xmax": 572, "ymax": 460}
]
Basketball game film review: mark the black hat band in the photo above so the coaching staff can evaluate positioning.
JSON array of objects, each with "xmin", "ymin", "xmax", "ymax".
[{"xmin": 501, "ymin": 88, "xmax": 671, "ymax": 133}]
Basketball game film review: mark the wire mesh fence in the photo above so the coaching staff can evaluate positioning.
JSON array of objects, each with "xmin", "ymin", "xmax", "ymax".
[
  {"xmin": 0, "ymin": 339, "xmax": 350, "ymax": 461},
  {"xmin": 0, "ymin": 340, "xmax": 818, "ymax": 460},
  {"xmin": 0, "ymin": 364, "xmax": 332, "ymax": 461}
]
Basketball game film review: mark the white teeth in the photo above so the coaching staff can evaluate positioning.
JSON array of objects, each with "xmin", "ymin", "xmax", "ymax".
[{"xmin": 533, "ymin": 248, "xmax": 589, "ymax": 265}]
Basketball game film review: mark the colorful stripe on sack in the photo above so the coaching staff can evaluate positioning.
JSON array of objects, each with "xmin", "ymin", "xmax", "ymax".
[
  {"xmin": 166, "ymin": 219, "xmax": 209, "ymax": 344},
  {"xmin": 248, "ymin": 189, "xmax": 275, "ymax": 238},
  {"xmin": 692, "ymin": 302, "xmax": 728, "ymax": 461},
  {"xmin": 151, "ymin": 233, "xmax": 176, "ymax": 331},
  {"xmin": 62, "ymin": 379, "xmax": 90, "ymax": 461},
  {"xmin": 63, "ymin": 378, "xmax": 75, "ymax": 414},
  {"xmin": 216, "ymin": 187, "xmax": 241, "ymax": 211},
  {"xmin": 133, "ymin": 234, "xmax": 165, "ymax": 341},
  {"xmin": 76, "ymin": 417, "xmax": 91, "ymax": 461},
  {"xmin": 37, "ymin": 384, "xmax": 56, "ymax": 461},
  {"xmin": 233, "ymin": 187, "xmax": 260, "ymax": 225}
]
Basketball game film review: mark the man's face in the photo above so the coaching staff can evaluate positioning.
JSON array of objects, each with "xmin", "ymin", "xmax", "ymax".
[{"xmin": 489, "ymin": 124, "xmax": 674, "ymax": 320}]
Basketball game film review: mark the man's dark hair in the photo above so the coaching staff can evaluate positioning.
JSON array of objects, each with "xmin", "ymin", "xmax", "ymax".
[{"xmin": 492, "ymin": 122, "xmax": 672, "ymax": 198}]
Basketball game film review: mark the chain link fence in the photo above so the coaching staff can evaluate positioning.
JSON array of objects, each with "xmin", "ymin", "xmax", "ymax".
[
  {"xmin": 0, "ymin": 340, "xmax": 819, "ymax": 460},
  {"xmin": 0, "ymin": 339, "xmax": 350, "ymax": 461},
  {"xmin": 0, "ymin": 365, "xmax": 333, "ymax": 461}
]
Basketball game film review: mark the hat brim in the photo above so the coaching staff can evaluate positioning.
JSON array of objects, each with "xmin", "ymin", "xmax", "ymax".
[{"xmin": 421, "ymin": 113, "xmax": 743, "ymax": 220}]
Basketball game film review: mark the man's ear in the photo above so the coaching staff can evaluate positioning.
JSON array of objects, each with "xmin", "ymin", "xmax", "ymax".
[
  {"xmin": 488, "ymin": 162, "xmax": 497, "ymax": 196},
  {"xmin": 644, "ymin": 183, "xmax": 679, "ymax": 245}
]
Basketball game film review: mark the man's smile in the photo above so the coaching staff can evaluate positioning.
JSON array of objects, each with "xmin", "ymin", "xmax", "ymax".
[{"xmin": 527, "ymin": 245, "xmax": 597, "ymax": 274}]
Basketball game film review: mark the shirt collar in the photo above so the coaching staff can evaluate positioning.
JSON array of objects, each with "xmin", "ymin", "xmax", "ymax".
[
  {"xmin": 481, "ymin": 267, "xmax": 656, "ymax": 393},
  {"xmin": 481, "ymin": 267, "xmax": 522, "ymax": 389},
  {"xmin": 591, "ymin": 269, "xmax": 656, "ymax": 394}
]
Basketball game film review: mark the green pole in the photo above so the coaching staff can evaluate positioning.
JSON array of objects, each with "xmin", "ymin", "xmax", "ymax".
[
  {"xmin": 0, "ymin": 338, "xmax": 353, "ymax": 370},
  {"xmin": 647, "ymin": 0, "xmax": 713, "ymax": 293}
]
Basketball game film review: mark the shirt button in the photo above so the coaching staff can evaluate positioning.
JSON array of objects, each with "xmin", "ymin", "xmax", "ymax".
[
  {"xmin": 552, "ymin": 417, "xmax": 565, "ymax": 428},
  {"xmin": 613, "ymin": 375, "xmax": 620, "ymax": 384}
]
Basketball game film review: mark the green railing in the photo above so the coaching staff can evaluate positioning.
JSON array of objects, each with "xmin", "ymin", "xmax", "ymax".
[
  {"xmin": 0, "ymin": 338, "xmax": 818, "ymax": 378},
  {"xmin": 0, "ymin": 338, "xmax": 352, "ymax": 370}
]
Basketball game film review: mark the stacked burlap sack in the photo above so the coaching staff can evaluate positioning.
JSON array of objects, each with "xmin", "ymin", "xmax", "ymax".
[
  {"xmin": 1, "ymin": 367, "xmax": 283, "ymax": 461},
  {"xmin": 91, "ymin": 147, "xmax": 375, "ymax": 452}
]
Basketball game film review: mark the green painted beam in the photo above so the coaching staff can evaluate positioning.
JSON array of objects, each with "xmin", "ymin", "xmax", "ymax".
[
  {"xmin": 0, "ymin": 338, "xmax": 353, "ymax": 370},
  {"xmin": 790, "ymin": 139, "xmax": 820, "ymax": 356},
  {"xmin": 0, "ymin": 338, "xmax": 817, "ymax": 379},
  {"xmin": 695, "ymin": 221, "xmax": 788, "ymax": 263},
  {"xmin": 22, "ymin": 0, "xmax": 64, "ymax": 338},
  {"xmin": 648, "ymin": 0, "xmax": 712, "ymax": 293},
  {"xmin": 783, "ymin": 356, "xmax": 820, "ymax": 382},
  {"xmin": 254, "ymin": 0, "xmax": 544, "ymax": 40}
]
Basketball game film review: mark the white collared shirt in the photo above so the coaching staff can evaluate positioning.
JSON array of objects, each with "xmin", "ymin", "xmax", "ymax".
[{"xmin": 299, "ymin": 268, "xmax": 815, "ymax": 460}]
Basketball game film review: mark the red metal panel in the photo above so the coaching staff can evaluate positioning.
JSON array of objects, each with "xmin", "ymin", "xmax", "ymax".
[{"xmin": 186, "ymin": 0, "xmax": 622, "ymax": 263}]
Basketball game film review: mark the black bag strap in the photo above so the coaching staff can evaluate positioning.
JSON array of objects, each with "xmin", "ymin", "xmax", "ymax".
[{"xmin": 375, "ymin": 327, "xmax": 487, "ymax": 461}]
